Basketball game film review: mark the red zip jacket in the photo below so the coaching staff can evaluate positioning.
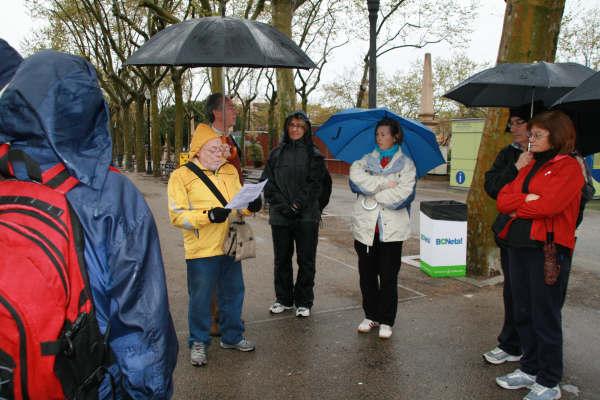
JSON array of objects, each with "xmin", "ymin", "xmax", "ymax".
[{"xmin": 496, "ymin": 154, "xmax": 584, "ymax": 250}]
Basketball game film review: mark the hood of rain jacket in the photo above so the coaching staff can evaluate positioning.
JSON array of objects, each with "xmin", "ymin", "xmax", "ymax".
[
  {"xmin": 0, "ymin": 39, "xmax": 22, "ymax": 89},
  {"xmin": 0, "ymin": 50, "xmax": 177, "ymax": 399}
]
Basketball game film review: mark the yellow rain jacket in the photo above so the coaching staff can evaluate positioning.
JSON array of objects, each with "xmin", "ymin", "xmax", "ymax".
[{"xmin": 168, "ymin": 124, "xmax": 247, "ymax": 259}]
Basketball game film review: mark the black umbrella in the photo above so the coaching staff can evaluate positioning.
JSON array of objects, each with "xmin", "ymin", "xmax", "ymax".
[
  {"xmin": 552, "ymin": 71, "xmax": 600, "ymax": 156},
  {"xmin": 443, "ymin": 61, "xmax": 594, "ymax": 108},
  {"xmin": 125, "ymin": 17, "xmax": 315, "ymax": 69}
]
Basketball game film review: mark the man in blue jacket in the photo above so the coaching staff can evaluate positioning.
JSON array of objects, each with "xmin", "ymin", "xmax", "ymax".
[{"xmin": 0, "ymin": 50, "xmax": 178, "ymax": 399}]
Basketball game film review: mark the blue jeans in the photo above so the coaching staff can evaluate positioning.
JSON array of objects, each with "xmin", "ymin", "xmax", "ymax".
[{"xmin": 186, "ymin": 256, "xmax": 245, "ymax": 347}]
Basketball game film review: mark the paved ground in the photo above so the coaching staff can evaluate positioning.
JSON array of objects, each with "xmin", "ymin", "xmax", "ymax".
[{"xmin": 125, "ymin": 170, "xmax": 600, "ymax": 400}]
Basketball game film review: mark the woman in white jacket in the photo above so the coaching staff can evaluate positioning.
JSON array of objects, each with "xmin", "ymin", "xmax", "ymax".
[{"xmin": 349, "ymin": 117, "xmax": 416, "ymax": 339}]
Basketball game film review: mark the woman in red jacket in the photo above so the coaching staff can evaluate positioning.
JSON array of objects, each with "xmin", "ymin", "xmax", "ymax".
[{"xmin": 494, "ymin": 111, "xmax": 584, "ymax": 400}]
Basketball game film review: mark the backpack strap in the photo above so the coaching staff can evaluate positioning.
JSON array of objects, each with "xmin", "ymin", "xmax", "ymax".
[
  {"xmin": 185, "ymin": 161, "xmax": 228, "ymax": 207},
  {"xmin": 0, "ymin": 145, "xmax": 42, "ymax": 182},
  {"xmin": 42, "ymin": 163, "xmax": 80, "ymax": 194},
  {"xmin": 0, "ymin": 144, "xmax": 79, "ymax": 193}
]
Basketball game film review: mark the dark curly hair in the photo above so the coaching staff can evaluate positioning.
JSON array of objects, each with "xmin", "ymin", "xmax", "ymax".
[{"xmin": 375, "ymin": 117, "xmax": 404, "ymax": 145}]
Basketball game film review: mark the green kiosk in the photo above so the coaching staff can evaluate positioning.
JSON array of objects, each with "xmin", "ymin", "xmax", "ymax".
[{"xmin": 449, "ymin": 119, "xmax": 484, "ymax": 189}]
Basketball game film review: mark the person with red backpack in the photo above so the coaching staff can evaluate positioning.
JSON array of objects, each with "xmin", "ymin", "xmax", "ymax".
[{"xmin": 0, "ymin": 50, "xmax": 177, "ymax": 399}]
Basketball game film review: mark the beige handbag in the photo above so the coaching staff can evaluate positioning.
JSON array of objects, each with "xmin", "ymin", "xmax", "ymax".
[{"xmin": 223, "ymin": 215, "xmax": 256, "ymax": 261}]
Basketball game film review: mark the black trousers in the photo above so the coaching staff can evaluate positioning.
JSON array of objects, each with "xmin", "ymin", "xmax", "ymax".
[
  {"xmin": 354, "ymin": 236, "xmax": 403, "ymax": 326},
  {"xmin": 271, "ymin": 221, "xmax": 319, "ymax": 308},
  {"xmin": 497, "ymin": 246, "xmax": 521, "ymax": 356},
  {"xmin": 507, "ymin": 246, "xmax": 572, "ymax": 388}
]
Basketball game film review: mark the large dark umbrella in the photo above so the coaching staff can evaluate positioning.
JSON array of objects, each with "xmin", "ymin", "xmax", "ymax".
[
  {"xmin": 125, "ymin": 17, "xmax": 315, "ymax": 69},
  {"xmin": 552, "ymin": 71, "xmax": 600, "ymax": 156},
  {"xmin": 443, "ymin": 61, "xmax": 594, "ymax": 108}
]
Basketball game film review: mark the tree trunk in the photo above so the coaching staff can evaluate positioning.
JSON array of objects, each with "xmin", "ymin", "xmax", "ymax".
[
  {"xmin": 111, "ymin": 108, "xmax": 122, "ymax": 167},
  {"xmin": 135, "ymin": 97, "xmax": 146, "ymax": 173},
  {"xmin": 272, "ymin": 0, "xmax": 296, "ymax": 131},
  {"xmin": 122, "ymin": 103, "xmax": 133, "ymax": 171},
  {"xmin": 268, "ymin": 90, "xmax": 278, "ymax": 151},
  {"xmin": 301, "ymin": 93, "xmax": 308, "ymax": 113},
  {"xmin": 151, "ymin": 86, "xmax": 161, "ymax": 177},
  {"xmin": 240, "ymin": 104, "xmax": 249, "ymax": 165},
  {"xmin": 466, "ymin": 0, "xmax": 565, "ymax": 276},
  {"xmin": 172, "ymin": 68, "xmax": 184, "ymax": 166},
  {"xmin": 211, "ymin": 67, "xmax": 224, "ymax": 94},
  {"xmin": 356, "ymin": 56, "xmax": 369, "ymax": 108}
]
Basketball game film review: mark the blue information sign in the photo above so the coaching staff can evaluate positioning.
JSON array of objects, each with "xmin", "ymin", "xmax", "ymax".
[{"xmin": 456, "ymin": 171, "xmax": 465, "ymax": 185}]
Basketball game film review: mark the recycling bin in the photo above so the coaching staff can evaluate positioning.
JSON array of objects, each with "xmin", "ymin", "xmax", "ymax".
[{"xmin": 419, "ymin": 200, "xmax": 467, "ymax": 277}]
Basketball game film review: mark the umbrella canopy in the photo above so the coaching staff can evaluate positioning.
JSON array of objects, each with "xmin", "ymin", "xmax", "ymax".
[
  {"xmin": 316, "ymin": 108, "xmax": 445, "ymax": 178},
  {"xmin": 443, "ymin": 61, "xmax": 594, "ymax": 108},
  {"xmin": 552, "ymin": 71, "xmax": 600, "ymax": 111},
  {"xmin": 125, "ymin": 17, "xmax": 316, "ymax": 69},
  {"xmin": 552, "ymin": 71, "xmax": 600, "ymax": 156}
]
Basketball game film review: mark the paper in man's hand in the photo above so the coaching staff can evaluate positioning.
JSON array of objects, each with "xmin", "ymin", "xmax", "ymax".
[{"xmin": 225, "ymin": 179, "xmax": 268, "ymax": 209}]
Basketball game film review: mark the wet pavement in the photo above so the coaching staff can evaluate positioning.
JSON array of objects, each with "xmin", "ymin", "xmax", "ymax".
[{"xmin": 125, "ymin": 170, "xmax": 600, "ymax": 400}]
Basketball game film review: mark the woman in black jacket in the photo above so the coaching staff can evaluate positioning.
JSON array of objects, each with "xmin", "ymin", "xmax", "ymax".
[{"xmin": 261, "ymin": 111, "xmax": 331, "ymax": 318}]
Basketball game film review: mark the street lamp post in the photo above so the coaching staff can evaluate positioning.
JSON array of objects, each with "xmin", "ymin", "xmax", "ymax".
[
  {"xmin": 367, "ymin": 0, "xmax": 379, "ymax": 109},
  {"xmin": 145, "ymin": 89, "xmax": 152, "ymax": 174}
]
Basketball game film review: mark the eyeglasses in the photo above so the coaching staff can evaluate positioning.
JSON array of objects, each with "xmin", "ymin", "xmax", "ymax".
[
  {"xmin": 289, "ymin": 123, "xmax": 306, "ymax": 130},
  {"xmin": 527, "ymin": 131, "xmax": 549, "ymax": 141},
  {"xmin": 203, "ymin": 146, "xmax": 225, "ymax": 155}
]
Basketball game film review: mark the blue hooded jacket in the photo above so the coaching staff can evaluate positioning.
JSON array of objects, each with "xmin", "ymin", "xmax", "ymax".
[
  {"xmin": 0, "ymin": 38, "xmax": 23, "ymax": 89},
  {"xmin": 0, "ymin": 50, "xmax": 178, "ymax": 399}
]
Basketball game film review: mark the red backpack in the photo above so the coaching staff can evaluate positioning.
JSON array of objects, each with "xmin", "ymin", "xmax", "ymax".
[{"xmin": 0, "ymin": 144, "xmax": 111, "ymax": 400}]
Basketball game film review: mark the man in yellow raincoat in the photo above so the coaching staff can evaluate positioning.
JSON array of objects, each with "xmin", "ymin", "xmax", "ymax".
[{"xmin": 167, "ymin": 125, "xmax": 261, "ymax": 367}]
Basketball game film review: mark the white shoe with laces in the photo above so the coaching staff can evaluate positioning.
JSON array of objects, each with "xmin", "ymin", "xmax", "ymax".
[
  {"xmin": 357, "ymin": 318, "xmax": 379, "ymax": 333},
  {"xmin": 378, "ymin": 324, "xmax": 393, "ymax": 339},
  {"xmin": 524, "ymin": 382, "xmax": 562, "ymax": 400},
  {"xmin": 296, "ymin": 307, "xmax": 310, "ymax": 317},
  {"xmin": 496, "ymin": 369, "xmax": 536, "ymax": 390},
  {"xmin": 483, "ymin": 346, "xmax": 522, "ymax": 364},
  {"xmin": 269, "ymin": 302, "xmax": 293, "ymax": 314}
]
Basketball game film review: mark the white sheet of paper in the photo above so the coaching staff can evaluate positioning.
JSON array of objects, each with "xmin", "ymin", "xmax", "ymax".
[{"xmin": 225, "ymin": 179, "xmax": 268, "ymax": 209}]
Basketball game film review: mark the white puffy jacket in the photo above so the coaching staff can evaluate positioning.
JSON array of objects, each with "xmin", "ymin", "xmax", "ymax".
[{"xmin": 349, "ymin": 148, "xmax": 416, "ymax": 246}]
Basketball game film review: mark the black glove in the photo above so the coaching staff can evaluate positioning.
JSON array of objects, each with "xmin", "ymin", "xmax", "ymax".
[
  {"xmin": 247, "ymin": 196, "xmax": 262, "ymax": 213},
  {"xmin": 208, "ymin": 207, "xmax": 231, "ymax": 223}
]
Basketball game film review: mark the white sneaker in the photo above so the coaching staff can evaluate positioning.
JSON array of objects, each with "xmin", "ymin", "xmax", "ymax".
[
  {"xmin": 483, "ymin": 346, "xmax": 522, "ymax": 365},
  {"xmin": 496, "ymin": 369, "xmax": 536, "ymax": 390},
  {"xmin": 379, "ymin": 324, "xmax": 393, "ymax": 339},
  {"xmin": 357, "ymin": 318, "xmax": 379, "ymax": 333},
  {"xmin": 190, "ymin": 342, "xmax": 207, "ymax": 366},
  {"xmin": 269, "ymin": 302, "xmax": 293, "ymax": 314},
  {"xmin": 296, "ymin": 307, "xmax": 310, "ymax": 317},
  {"xmin": 524, "ymin": 382, "xmax": 562, "ymax": 400}
]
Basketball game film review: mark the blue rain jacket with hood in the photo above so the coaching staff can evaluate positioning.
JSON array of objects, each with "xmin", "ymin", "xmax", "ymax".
[
  {"xmin": 0, "ymin": 38, "xmax": 22, "ymax": 89},
  {"xmin": 0, "ymin": 50, "xmax": 178, "ymax": 399}
]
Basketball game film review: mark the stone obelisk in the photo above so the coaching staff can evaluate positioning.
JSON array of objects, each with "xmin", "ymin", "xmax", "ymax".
[{"xmin": 418, "ymin": 53, "xmax": 438, "ymax": 131}]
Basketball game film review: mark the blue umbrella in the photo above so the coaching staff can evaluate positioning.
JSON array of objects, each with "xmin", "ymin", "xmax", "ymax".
[{"xmin": 316, "ymin": 107, "xmax": 444, "ymax": 178}]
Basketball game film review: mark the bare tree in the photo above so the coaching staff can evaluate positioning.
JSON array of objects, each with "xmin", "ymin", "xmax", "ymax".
[
  {"xmin": 293, "ymin": 0, "xmax": 348, "ymax": 112},
  {"xmin": 347, "ymin": 0, "xmax": 477, "ymax": 107}
]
